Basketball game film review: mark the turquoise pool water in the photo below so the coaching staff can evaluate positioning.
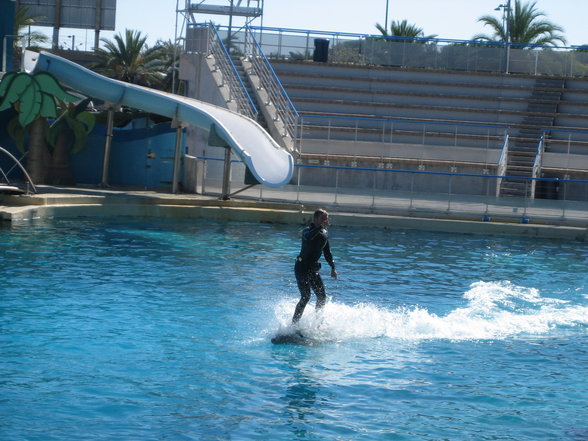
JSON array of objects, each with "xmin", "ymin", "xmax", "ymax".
[{"xmin": 1, "ymin": 218, "xmax": 587, "ymax": 441}]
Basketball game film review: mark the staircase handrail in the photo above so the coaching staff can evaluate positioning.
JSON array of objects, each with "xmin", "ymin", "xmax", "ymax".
[
  {"xmin": 207, "ymin": 24, "xmax": 258, "ymax": 120},
  {"xmin": 0, "ymin": 145, "xmax": 36, "ymax": 193},
  {"xmin": 496, "ymin": 134, "xmax": 509, "ymax": 197},
  {"xmin": 243, "ymin": 26, "xmax": 299, "ymax": 143},
  {"xmin": 530, "ymin": 135, "xmax": 545, "ymax": 199}
]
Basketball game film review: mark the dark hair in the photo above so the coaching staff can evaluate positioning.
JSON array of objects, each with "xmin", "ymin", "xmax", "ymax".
[{"xmin": 313, "ymin": 209, "xmax": 327, "ymax": 222}]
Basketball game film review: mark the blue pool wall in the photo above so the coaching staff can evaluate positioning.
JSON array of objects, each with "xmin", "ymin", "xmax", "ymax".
[
  {"xmin": 76, "ymin": 121, "xmax": 185, "ymax": 189},
  {"xmin": 0, "ymin": 112, "xmax": 184, "ymax": 190}
]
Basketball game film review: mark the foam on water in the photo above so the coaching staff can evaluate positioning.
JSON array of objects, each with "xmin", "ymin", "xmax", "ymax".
[{"xmin": 273, "ymin": 281, "xmax": 588, "ymax": 342}]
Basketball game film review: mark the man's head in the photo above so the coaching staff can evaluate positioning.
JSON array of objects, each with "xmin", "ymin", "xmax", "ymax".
[{"xmin": 313, "ymin": 209, "xmax": 330, "ymax": 227}]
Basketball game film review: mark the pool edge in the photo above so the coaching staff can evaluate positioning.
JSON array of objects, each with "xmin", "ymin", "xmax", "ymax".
[{"xmin": 2, "ymin": 190, "xmax": 586, "ymax": 241}]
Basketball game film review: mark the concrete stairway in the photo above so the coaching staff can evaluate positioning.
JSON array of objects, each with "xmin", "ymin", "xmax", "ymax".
[
  {"xmin": 500, "ymin": 77, "xmax": 566, "ymax": 197},
  {"xmin": 231, "ymin": 56, "xmax": 268, "ymax": 130}
]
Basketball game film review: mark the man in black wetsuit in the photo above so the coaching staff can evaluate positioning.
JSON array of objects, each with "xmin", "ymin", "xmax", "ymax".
[{"xmin": 292, "ymin": 209, "xmax": 338, "ymax": 324}]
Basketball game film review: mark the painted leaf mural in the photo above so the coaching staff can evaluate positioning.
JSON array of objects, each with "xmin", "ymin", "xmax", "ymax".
[{"xmin": 0, "ymin": 71, "xmax": 79, "ymax": 127}]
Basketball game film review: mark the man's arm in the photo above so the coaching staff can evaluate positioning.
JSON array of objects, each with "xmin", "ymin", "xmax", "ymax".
[{"xmin": 323, "ymin": 241, "xmax": 338, "ymax": 279}]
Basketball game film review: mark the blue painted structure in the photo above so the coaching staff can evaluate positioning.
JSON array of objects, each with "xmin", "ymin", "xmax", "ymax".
[
  {"xmin": 74, "ymin": 121, "xmax": 184, "ymax": 189},
  {"xmin": 0, "ymin": 109, "xmax": 182, "ymax": 189},
  {"xmin": 0, "ymin": 0, "xmax": 15, "ymax": 72}
]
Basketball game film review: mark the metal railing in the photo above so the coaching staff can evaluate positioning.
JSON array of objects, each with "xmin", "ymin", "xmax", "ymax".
[
  {"xmin": 297, "ymin": 115, "xmax": 508, "ymax": 151},
  {"xmin": 496, "ymin": 135, "xmax": 510, "ymax": 197},
  {"xmin": 0, "ymin": 145, "xmax": 36, "ymax": 193},
  {"xmin": 542, "ymin": 128, "xmax": 588, "ymax": 155},
  {"xmin": 242, "ymin": 26, "xmax": 299, "ymax": 142},
  {"xmin": 234, "ymin": 26, "xmax": 588, "ymax": 78},
  {"xmin": 206, "ymin": 24, "xmax": 258, "ymax": 120},
  {"xmin": 531, "ymin": 136, "xmax": 545, "ymax": 199},
  {"xmin": 195, "ymin": 155, "xmax": 588, "ymax": 226}
]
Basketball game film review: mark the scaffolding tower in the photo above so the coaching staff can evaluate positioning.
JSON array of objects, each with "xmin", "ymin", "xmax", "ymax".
[{"xmin": 175, "ymin": 0, "xmax": 263, "ymax": 48}]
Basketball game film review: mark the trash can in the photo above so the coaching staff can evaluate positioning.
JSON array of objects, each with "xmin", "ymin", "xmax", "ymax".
[{"xmin": 313, "ymin": 38, "xmax": 329, "ymax": 62}]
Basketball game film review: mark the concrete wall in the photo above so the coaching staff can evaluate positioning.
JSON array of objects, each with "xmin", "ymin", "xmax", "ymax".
[
  {"xmin": 179, "ymin": 52, "xmax": 246, "ymax": 192},
  {"xmin": 299, "ymin": 139, "xmax": 501, "ymax": 163}
]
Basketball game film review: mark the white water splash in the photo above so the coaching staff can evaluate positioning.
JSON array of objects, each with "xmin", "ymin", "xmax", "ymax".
[{"xmin": 273, "ymin": 281, "xmax": 588, "ymax": 342}]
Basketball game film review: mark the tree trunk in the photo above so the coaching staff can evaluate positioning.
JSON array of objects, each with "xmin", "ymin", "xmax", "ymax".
[
  {"xmin": 47, "ymin": 131, "xmax": 75, "ymax": 185},
  {"xmin": 26, "ymin": 117, "xmax": 49, "ymax": 184}
]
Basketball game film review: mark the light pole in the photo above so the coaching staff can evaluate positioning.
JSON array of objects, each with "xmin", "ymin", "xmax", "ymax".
[
  {"xmin": 495, "ymin": 0, "xmax": 511, "ymax": 73},
  {"xmin": 227, "ymin": 0, "xmax": 234, "ymax": 52},
  {"xmin": 384, "ymin": 0, "xmax": 390, "ymax": 32},
  {"xmin": 505, "ymin": 0, "xmax": 511, "ymax": 73}
]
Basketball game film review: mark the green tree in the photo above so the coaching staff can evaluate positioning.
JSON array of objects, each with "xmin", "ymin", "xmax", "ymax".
[
  {"xmin": 92, "ymin": 29, "xmax": 166, "ymax": 88},
  {"xmin": 14, "ymin": 6, "xmax": 49, "ymax": 50},
  {"xmin": 375, "ymin": 20, "xmax": 437, "ymax": 40},
  {"xmin": 151, "ymin": 38, "xmax": 184, "ymax": 94},
  {"xmin": 474, "ymin": 0, "xmax": 566, "ymax": 46}
]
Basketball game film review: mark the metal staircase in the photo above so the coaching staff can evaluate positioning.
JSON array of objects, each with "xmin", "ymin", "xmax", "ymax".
[
  {"xmin": 499, "ymin": 77, "xmax": 565, "ymax": 197},
  {"xmin": 188, "ymin": 22, "xmax": 297, "ymax": 153},
  {"xmin": 231, "ymin": 55, "xmax": 268, "ymax": 130}
]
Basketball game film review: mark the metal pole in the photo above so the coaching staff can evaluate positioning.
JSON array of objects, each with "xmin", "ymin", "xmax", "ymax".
[
  {"xmin": 295, "ymin": 166, "xmax": 301, "ymax": 203},
  {"xmin": 259, "ymin": 0, "xmax": 265, "ymax": 48},
  {"xmin": 172, "ymin": 0, "xmax": 181, "ymax": 94},
  {"xmin": 227, "ymin": 0, "xmax": 234, "ymax": 52},
  {"xmin": 505, "ymin": 0, "xmax": 511, "ymax": 74},
  {"xmin": 171, "ymin": 124, "xmax": 183, "ymax": 194},
  {"xmin": 447, "ymin": 174, "xmax": 453, "ymax": 213},
  {"xmin": 52, "ymin": 0, "xmax": 62, "ymax": 50},
  {"xmin": 385, "ymin": 0, "xmax": 390, "ymax": 32},
  {"xmin": 371, "ymin": 170, "xmax": 377, "ymax": 210},
  {"xmin": 409, "ymin": 172, "xmax": 415, "ymax": 211},
  {"xmin": 100, "ymin": 107, "xmax": 115, "ymax": 187},
  {"xmin": 221, "ymin": 146, "xmax": 231, "ymax": 200},
  {"xmin": 2, "ymin": 36, "xmax": 8, "ymax": 72},
  {"xmin": 202, "ymin": 158, "xmax": 207, "ymax": 194},
  {"xmin": 2, "ymin": 35, "xmax": 19, "ymax": 72},
  {"xmin": 334, "ymin": 168, "xmax": 339, "ymax": 206},
  {"xmin": 561, "ymin": 179, "xmax": 567, "ymax": 220},
  {"xmin": 484, "ymin": 174, "xmax": 491, "ymax": 221}
]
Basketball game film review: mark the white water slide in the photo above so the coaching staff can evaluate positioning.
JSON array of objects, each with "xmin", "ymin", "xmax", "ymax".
[{"xmin": 23, "ymin": 50, "xmax": 294, "ymax": 188}]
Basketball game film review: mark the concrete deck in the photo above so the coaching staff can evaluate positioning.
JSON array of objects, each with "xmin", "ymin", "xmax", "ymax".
[{"xmin": 1, "ymin": 185, "xmax": 587, "ymax": 241}]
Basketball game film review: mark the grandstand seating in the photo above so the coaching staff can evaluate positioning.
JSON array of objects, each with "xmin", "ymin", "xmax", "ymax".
[
  {"xmin": 269, "ymin": 60, "xmax": 588, "ymax": 197},
  {"xmin": 272, "ymin": 60, "xmax": 588, "ymax": 141}
]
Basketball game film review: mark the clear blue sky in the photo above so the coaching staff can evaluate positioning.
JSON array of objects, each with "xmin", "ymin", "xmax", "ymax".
[{"xmin": 33, "ymin": 0, "xmax": 588, "ymax": 50}]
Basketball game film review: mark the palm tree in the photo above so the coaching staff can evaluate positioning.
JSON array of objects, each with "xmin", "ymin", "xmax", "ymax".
[
  {"xmin": 14, "ymin": 6, "xmax": 49, "ymax": 50},
  {"xmin": 151, "ymin": 38, "xmax": 184, "ymax": 94},
  {"xmin": 375, "ymin": 20, "xmax": 437, "ymax": 40},
  {"xmin": 8, "ymin": 6, "xmax": 49, "ymax": 70},
  {"xmin": 93, "ymin": 29, "xmax": 166, "ymax": 88},
  {"xmin": 474, "ymin": 0, "xmax": 566, "ymax": 46}
]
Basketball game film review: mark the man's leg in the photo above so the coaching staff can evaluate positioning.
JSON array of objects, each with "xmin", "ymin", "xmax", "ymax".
[
  {"xmin": 310, "ymin": 272, "xmax": 326, "ymax": 311},
  {"xmin": 293, "ymin": 274, "xmax": 311, "ymax": 323}
]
